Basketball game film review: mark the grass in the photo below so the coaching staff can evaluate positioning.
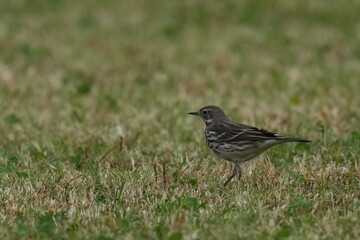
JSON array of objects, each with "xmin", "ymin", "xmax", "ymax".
[{"xmin": 0, "ymin": 0, "xmax": 359, "ymax": 239}]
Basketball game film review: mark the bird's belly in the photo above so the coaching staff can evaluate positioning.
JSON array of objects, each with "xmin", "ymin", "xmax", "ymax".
[{"xmin": 207, "ymin": 142, "xmax": 260, "ymax": 163}]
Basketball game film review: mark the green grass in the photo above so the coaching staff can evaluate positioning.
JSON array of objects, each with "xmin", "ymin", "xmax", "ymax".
[{"xmin": 0, "ymin": 0, "xmax": 359, "ymax": 239}]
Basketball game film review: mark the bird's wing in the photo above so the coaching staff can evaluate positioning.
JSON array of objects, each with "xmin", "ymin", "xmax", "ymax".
[{"xmin": 209, "ymin": 121, "xmax": 281, "ymax": 142}]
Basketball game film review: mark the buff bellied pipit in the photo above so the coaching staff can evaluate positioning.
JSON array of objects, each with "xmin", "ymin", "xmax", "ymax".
[{"xmin": 188, "ymin": 105, "xmax": 311, "ymax": 186}]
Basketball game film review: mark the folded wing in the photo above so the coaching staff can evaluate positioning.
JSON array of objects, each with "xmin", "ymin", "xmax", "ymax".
[{"xmin": 209, "ymin": 121, "xmax": 281, "ymax": 143}]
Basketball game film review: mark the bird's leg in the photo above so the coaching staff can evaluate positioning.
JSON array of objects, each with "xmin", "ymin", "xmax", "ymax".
[
  {"xmin": 237, "ymin": 165, "xmax": 242, "ymax": 181},
  {"xmin": 224, "ymin": 163, "xmax": 241, "ymax": 186},
  {"xmin": 224, "ymin": 173, "xmax": 235, "ymax": 186}
]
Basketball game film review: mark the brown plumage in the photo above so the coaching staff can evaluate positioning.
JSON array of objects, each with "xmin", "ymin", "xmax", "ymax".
[{"xmin": 188, "ymin": 105, "xmax": 311, "ymax": 186}]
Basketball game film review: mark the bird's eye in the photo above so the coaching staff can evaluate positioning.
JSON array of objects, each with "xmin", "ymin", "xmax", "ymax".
[{"xmin": 202, "ymin": 110, "xmax": 208, "ymax": 115}]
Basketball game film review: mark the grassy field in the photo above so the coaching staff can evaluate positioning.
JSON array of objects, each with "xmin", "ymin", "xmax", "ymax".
[{"xmin": 0, "ymin": 0, "xmax": 359, "ymax": 239}]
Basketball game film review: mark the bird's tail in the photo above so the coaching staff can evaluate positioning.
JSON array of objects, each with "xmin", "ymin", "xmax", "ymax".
[{"xmin": 281, "ymin": 137, "xmax": 311, "ymax": 143}]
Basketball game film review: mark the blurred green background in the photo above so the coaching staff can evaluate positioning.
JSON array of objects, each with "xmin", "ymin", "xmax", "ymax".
[{"xmin": 0, "ymin": 0, "xmax": 359, "ymax": 239}]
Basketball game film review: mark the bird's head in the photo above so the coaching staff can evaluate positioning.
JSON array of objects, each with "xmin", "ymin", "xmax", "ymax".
[{"xmin": 188, "ymin": 105, "xmax": 228, "ymax": 125}]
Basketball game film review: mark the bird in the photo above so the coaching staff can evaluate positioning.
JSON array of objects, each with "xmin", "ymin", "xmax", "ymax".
[{"xmin": 188, "ymin": 105, "xmax": 311, "ymax": 186}]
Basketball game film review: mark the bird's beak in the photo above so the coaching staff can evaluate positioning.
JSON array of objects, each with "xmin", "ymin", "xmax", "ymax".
[{"xmin": 188, "ymin": 111, "xmax": 199, "ymax": 116}]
